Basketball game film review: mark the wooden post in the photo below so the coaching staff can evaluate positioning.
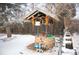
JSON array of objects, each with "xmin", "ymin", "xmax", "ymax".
[
  {"xmin": 45, "ymin": 16, "xmax": 48, "ymax": 34},
  {"xmin": 32, "ymin": 16, "xmax": 35, "ymax": 34}
]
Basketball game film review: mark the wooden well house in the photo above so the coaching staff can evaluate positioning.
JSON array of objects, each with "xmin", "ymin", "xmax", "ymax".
[{"xmin": 24, "ymin": 9, "xmax": 64, "ymax": 35}]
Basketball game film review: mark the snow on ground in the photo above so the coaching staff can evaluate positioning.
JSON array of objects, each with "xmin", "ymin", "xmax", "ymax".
[
  {"xmin": 0, "ymin": 33, "xmax": 79, "ymax": 55},
  {"xmin": 0, "ymin": 34, "xmax": 57, "ymax": 55},
  {"xmin": 72, "ymin": 33, "xmax": 79, "ymax": 54},
  {"xmin": 62, "ymin": 47, "xmax": 75, "ymax": 55},
  {"xmin": 0, "ymin": 34, "xmax": 35, "ymax": 55}
]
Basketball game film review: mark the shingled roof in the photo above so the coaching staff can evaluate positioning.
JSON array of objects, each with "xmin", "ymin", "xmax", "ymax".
[{"xmin": 24, "ymin": 8, "xmax": 60, "ymax": 21}]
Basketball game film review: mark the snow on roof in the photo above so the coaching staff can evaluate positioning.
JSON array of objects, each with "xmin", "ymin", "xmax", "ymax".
[{"xmin": 23, "ymin": 8, "xmax": 60, "ymax": 21}]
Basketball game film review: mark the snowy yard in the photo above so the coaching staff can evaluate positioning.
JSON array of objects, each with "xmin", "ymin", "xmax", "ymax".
[
  {"xmin": 0, "ymin": 34, "xmax": 35, "ymax": 55},
  {"xmin": 0, "ymin": 34, "xmax": 57, "ymax": 55},
  {"xmin": 0, "ymin": 33, "xmax": 79, "ymax": 55}
]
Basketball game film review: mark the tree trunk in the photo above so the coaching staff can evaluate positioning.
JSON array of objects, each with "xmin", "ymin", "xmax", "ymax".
[
  {"xmin": 6, "ymin": 26, "xmax": 11, "ymax": 37},
  {"xmin": 4, "ymin": 22, "xmax": 12, "ymax": 38}
]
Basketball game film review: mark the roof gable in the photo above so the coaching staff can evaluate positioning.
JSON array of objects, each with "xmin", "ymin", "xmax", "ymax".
[{"xmin": 24, "ymin": 8, "xmax": 60, "ymax": 21}]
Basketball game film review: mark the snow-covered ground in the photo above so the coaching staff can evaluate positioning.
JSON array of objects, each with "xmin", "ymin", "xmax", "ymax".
[
  {"xmin": 0, "ymin": 34, "xmax": 57, "ymax": 55},
  {"xmin": 0, "ymin": 34, "xmax": 35, "ymax": 55},
  {"xmin": 0, "ymin": 33, "xmax": 79, "ymax": 55},
  {"xmin": 72, "ymin": 33, "xmax": 79, "ymax": 54}
]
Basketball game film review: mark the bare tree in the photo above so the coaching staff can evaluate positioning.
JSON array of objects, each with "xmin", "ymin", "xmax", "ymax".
[{"xmin": 54, "ymin": 3, "xmax": 76, "ymax": 32}]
